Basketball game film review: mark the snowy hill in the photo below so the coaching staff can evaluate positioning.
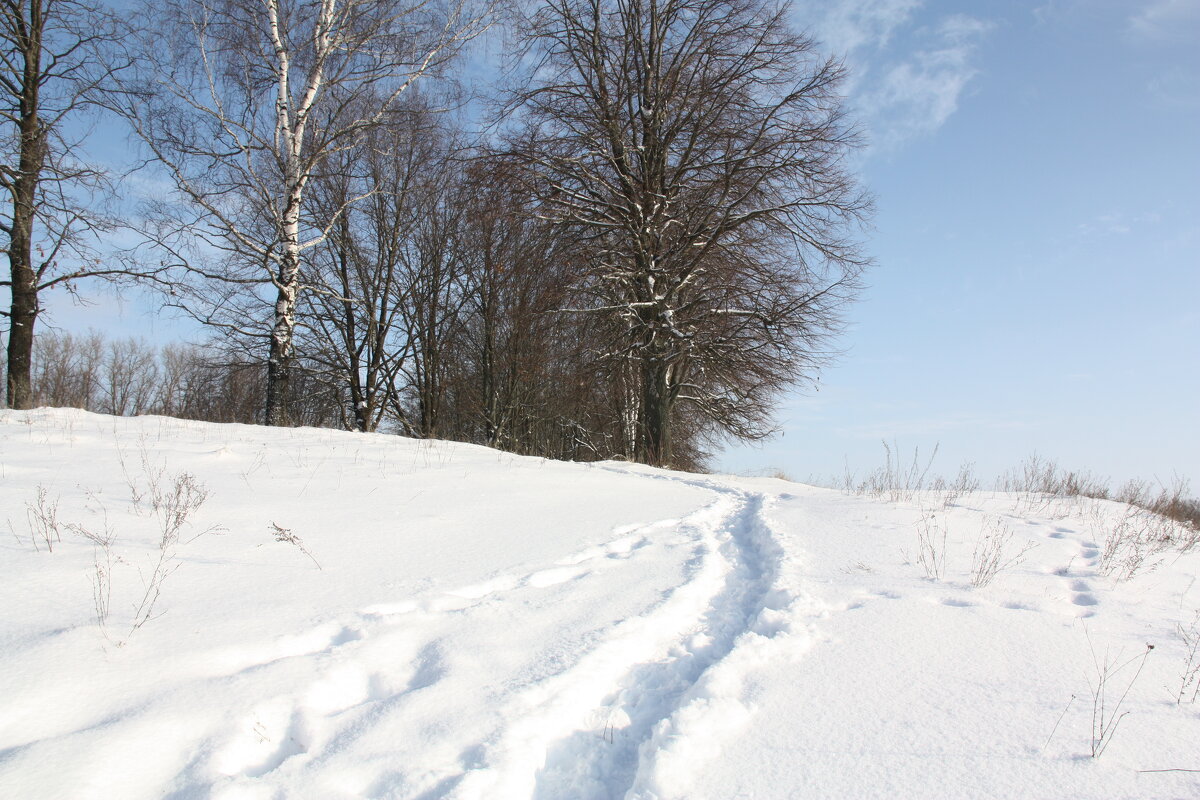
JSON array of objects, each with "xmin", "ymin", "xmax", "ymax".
[{"xmin": 2, "ymin": 409, "xmax": 1199, "ymax": 799}]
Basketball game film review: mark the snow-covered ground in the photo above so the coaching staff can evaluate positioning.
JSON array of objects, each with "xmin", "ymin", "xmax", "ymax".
[{"xmin": 2, "ymin": 409, "xmax": 1199, "ymax": 799}]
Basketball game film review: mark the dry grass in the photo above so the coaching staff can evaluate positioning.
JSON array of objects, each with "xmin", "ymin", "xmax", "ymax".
[{"xmin": 838, "ymin": 447, "xmax": 1197, "ymax": 583}]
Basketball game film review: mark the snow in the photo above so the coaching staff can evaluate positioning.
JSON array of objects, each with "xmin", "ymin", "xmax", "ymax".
[{"xmin": 2, "ymin": 408, "xmax": 1199, "ymax": 799}]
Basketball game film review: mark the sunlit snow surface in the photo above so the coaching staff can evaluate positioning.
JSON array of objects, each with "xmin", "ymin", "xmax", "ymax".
[{"xmin": 2, "ymin": 409, "xmax": 1198, "ymax": 799}]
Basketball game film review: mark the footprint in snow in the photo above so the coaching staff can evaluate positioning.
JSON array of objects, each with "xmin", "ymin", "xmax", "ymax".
[
  {"xmin": 328, "ymin": 626, "xmax": 365, "ymax": 647},
  {"xmin": 427, "ymin": 594, "xmax": 478, "ymax": 613},
  {"xmin": 208, "ymin": 622, "xmax": 366, "ymax": 678},
  {"xmin": 444, "ymin": 575, "xmax": 520, "ymax": 601},
  {"xmin": 405, "ymin": 641, "xmax": 447, "ymax": 693},
  {"xmin": 213, "ymin": 700, "xmax": 311, "ymax": 778},
  {"xmin": 1002, "ymin": 601, "xmax": 1038, "ymax": 611},
  {"xmin": 304, "ymin": 662, "xmax": 376, "ymax": 716},
  {"xmin": 605, "ymin": 535, "xmax": 651, "ymax": 558},
  {"xmin": 556, "ymin": 533, "xmax": 653, "ymax": 568},
  {"xmin": 527, "ymin": 566, "xmax": 590, "ymax": 588},
  {"xmin": 1062, "ymin": 573, "xmax": 1100, "ymax": 614},
  {"xmin": 360, "ymin": 600, "xmax": 417, "ymax": 617}
]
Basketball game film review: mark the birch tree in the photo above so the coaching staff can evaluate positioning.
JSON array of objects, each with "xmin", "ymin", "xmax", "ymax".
[
  {"xmin": 122, "ymin": 0, "xmax": 492, "ymax": 425},
  {"xmin": 509, "ymin": 0, "xmax": 870, "ymax": 466}
]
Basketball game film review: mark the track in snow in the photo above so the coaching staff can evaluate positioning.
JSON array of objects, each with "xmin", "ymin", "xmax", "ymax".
[
  {"xmin": 453, "ymin": 470, "xmax": 799, "ymax": 800},
  {"xmin": 150, "ymin": 468, "xmax": 800, "ymax": 800}
]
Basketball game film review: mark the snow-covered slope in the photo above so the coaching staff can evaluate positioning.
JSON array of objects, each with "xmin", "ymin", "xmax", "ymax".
[{"xmin": 2, "ymin": 409, "xmax": 1198, "ymax": 799}]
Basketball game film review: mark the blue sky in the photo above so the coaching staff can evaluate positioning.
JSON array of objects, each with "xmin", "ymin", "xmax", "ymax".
[
  {"xmin": 37, "ymin": 0, "xmax": 1199, "ymax": 487},
  {"xmin": 717, "ymin": 0, "xmax": 1200, "ymax": 485}
]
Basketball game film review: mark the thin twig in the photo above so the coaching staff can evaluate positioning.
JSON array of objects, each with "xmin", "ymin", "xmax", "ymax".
[
  {"xmin": 1137, "ymin": 769, "xmax": 1200, "ymax": 774},
  {"xmin": 1043, "ymin": 694, "xmax": 1075, "ymax": 753}
]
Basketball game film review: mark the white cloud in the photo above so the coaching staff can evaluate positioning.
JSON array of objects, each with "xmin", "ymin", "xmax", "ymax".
[
  {"xmin": 860, "ymin": 15, "xmax": 994, "ymax": 149},
  {"xmin": 1129, "ymin": 0, "xmax": 1200, "ymax": 42},
  {"xmin": 793, "ymin": 0, "xmax": 924, "ymax": 55},
  {"xmin": 1031, "ymin": 0, "xmax": 1088, "ymax": 26},
  {"xmin": 936, "ymin": 13, "xmax": 992, "ymax": 42},
  {"xmin": 1076, "ymin": 211, "xmax": 1163, "ymax": 239},
  {"xmin": 791, "ymin": 3, "xmax": 994, "ymax": 150},
  {"xmin": 1148, "ymin": 65, "xmax": 1200, "ymax": 109}
]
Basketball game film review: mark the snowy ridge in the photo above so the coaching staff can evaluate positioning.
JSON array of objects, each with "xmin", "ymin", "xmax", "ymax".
[{"xmin": 3, "ymin": 410, "xmax": 1200, "ymax": 799}]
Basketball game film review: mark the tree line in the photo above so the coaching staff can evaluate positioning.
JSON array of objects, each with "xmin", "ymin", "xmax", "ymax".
[{"xmin": 2, "ymin": 0, "xmax": 870, "ymax": 469}]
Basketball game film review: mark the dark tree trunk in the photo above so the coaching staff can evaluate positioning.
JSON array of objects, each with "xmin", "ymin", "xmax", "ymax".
[
  {"xmin": 6, "ymin": 170, "xmax": 38, "ymax": 410},
  {"xmin": 5, "ymin": 265, "xmax": 36, "ymax": 409},
  {"xmin": 4, "ymin": 8, "xmax": 45, "ymax": 411},
  {"xmin": 640, "ymin": 357, "xmax": 673, "ymax": 467}
]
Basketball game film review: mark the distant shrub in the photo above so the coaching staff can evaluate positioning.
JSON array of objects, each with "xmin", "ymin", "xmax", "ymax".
[
  {"xmin": 840, "ymin": 440, "xmax": 940, "ymax": 503},
  {"xmin": 997, "ymin": 454, "xmax": 1109, "ymax": 500}
]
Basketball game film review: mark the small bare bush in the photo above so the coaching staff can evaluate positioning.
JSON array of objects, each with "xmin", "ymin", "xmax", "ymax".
[
  {"xmin": 1116, "ymin": 475, "xmax": 1200, "ymax": 548},
  {"xmin": 1097, "ymin": 500, "xmax": 1193, "ymax": 582},
  {"xmin": 68, "ymin": 518, "xmax": 117, "ymax": 633},
  {"xmin": 92, "ymin": 545, "xmax": 114, "ymax": 632},
  {"xmin": 1175, "ymin": 611, "xmax": 1200, "ymax": 705},
  {"xmin": 935, "ymin": 461, "xmax": 981, "ymax": 509},
  {"xmin": 61, "ymin": 490, "xmax": 120, "ymax": 632},
  {"xmin": 970, "ymin": 517, "xmax": 1036, "ymax": 587},
  {"xmin": 846, "ymin": 440, "xmax": 939, "ymax": 502},
  {"xmin": 914, "ymin": 509, "xmax": 948, "ymax": 580},
  {"xmin": 24, "ymin": 467, "xmax": 217, "ymax": 644},
  {"xmin": 1087, "ymin": 638, "xmax": 1153, "ymax": 759},
  {"xmin": 999, "ymin": 454, "xmax": 1107, "ymax": 498},
  {"xmin": 999, "ymin": 455, "xmax": 1110, "ymax": 516},
  {"xmin": 129, "ymin": 470, "xmax": 215, "ymax": 634},
  {"xmin": 269, "ymin": 522, "xmax": 322, "ymax": 570},
  {"xmin": 1098, "ymin": 512, "xmax": 1157, "ymax": 581},
  {"xmin": 151, "ymin": 471, "xmax": 210, "ymax": 544},
  {"xmin": 998, "ymin": 453, "xmax": 1058, "ymax": 494},
  {"xmin": 25, "ymin": 485, "xmax": 63, "ymax": 552}
]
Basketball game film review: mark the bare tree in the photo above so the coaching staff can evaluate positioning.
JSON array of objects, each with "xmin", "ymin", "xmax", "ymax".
[
  {"xmin": 120, "ymin": 0, "xmax": 493, "ymax": 425},
  {"xmin": 397, "ymin": 158, "xmax": 472, "ymax": 439},
  {"xmin": 449, "ymin": 157, "xmax": 575, "ymax": 451},
  {"xmin": 31, "ymin": 328, "xmax": 101, "ymax": 407},
  {"xmin": 300, "ymin": 97, "xmax": 448, "ymax": 433},
  {"xmin": 508, "ymin": 0, "xmax": 870, "ymax": 466},
  {"xmin": 1, "ymin": 0, "xmax": 130, "ymax": 409},
  {"xmin": 99, "ymin": 336, "xmax": 158, "ymax": 415}
]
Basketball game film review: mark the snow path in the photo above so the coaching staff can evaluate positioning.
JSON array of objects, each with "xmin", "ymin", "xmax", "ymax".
[
  {"xmin": 184, "ymin": 505, "xmax": 736, "ymax": 799},
  {"xmin": 454, "ymin": 470, "xmax": 808, "ymax": 800},
  {"xmin": 168, "ymin": 470, "xmax": 810, "ymax": 800},
  {"xmin": 0, "ymin": 412, "xmax": 731, "ymax": 799}
]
